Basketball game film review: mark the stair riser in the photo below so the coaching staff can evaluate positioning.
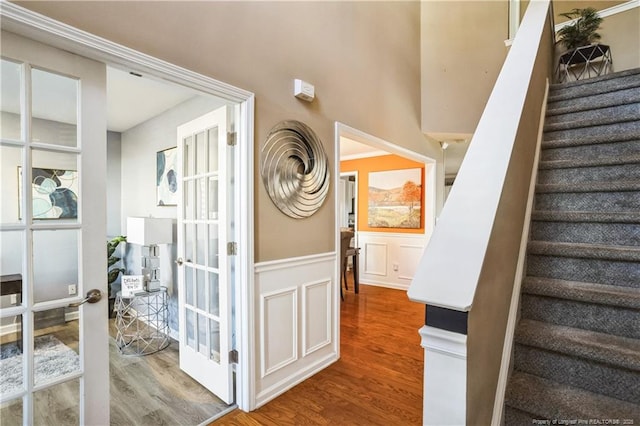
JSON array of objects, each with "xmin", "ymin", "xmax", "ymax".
[
  {"xmin": 531, "ymin": 221, "xmax": 640, "ymax": 246},
  {"xmin": 514, "ymin": 345, "xmax": 640, "ymax": 404},
  {"xmin": 549, "ymin": 73, "xmax": 640, "ymax": 101},
  {"xmin": 545, "ymin": 121, "xmax": 640, "ymax": 142},
  {"xmin": 547, "ymin": 87, "xmax": 640, "ymax": 115},
  {"xmin": 537, "ymin": 163, "xmax": 640, "ymax": 184},
  {"xmin": 545, "ymin": 103, "xmax": 640, "ymax": 128},
  {"xmin": 527, "ymin": 255, "xmax": 640, "ymax": 288},
  {"xmin": 520, "ymin": 294, "xmax": 640, "ymax": 338},
  {"xmin": 535, "ymin": 191, "xmax": 640, "ymax": 212},
  {"xmin": 541, "ymin": 140, "xmax": 640, "ymax": 161}
]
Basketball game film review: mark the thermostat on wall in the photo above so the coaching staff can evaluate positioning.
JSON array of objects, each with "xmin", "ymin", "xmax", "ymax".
[{"xmin": 294, "ymin": 79, "xmax": 315, "ymax": 102}]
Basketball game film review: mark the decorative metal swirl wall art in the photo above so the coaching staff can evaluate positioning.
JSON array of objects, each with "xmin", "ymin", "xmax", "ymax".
[{"xmin": 260, "ymin": 120, "xmax": 330, "ymax": 219}]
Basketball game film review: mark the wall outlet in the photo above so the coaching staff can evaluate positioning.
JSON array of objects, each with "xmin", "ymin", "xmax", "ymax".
[
  {"xmin": 393, "ymin": 263, "xmax": 399, "ymax": 271},
  {"xmin": 10, "ymin": 294, "xmax": 17, "ymax": 304},
  {"xmin": 68, "ymin": 284, "xmax": 77, "ymax": 295}
]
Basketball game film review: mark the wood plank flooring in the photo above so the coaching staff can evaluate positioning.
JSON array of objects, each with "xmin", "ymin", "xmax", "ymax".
[
  {"xmin": 212, "ymin": 282, "xmax": 425, "ymax": 426},
  {"xmin": 0, "ymin": 315, "xmax": 230, "ymax": 426}
]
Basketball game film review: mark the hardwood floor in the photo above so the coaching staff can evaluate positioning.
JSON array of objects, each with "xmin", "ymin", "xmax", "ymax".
[
  {"xmin": 212, "ymin": 281, "xmax": 425, "ymax": 426},
  {"xmin": 0, "ymin": 314, "xmax": 230, "ymax": 426}
]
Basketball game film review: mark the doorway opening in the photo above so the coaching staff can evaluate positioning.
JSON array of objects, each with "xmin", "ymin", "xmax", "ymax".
[{"xmin": 1, "ymin": 4, "xmax": 255, "ymax": 424}]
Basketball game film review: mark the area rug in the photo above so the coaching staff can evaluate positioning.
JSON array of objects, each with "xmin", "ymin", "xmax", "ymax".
[{"xmin": 0, "ymin": 334, "xmax": 80, "ymax": 396}]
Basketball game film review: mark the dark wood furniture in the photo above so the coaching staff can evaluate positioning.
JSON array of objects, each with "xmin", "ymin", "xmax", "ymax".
[
  {"xmin": 1, "ymin": 274, "xmax": 23, "ymax": 352},
  {"xmin": 340, "ymin": 230, "xmax": 360, "ymax": 299}
]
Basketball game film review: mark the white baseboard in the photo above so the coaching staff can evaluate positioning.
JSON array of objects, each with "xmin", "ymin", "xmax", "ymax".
[
  {"xmin": 359, "ymin": 280, "xmax": 410, "ymax": 291},
  {"xmin": 0, "ymin": 310, "xmax": 80, "ymax": 337}
]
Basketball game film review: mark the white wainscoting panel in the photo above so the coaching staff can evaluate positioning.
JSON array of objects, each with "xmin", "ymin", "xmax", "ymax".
[
  {"xmin": 302, "ymin": 280, "xmax": 332, "ymax": 356},
  {"xmin": 364, "ymin": 242, "xmax": 388, "ymax": 276},
  {"xmin": 260, "ymin": 287, "xmax": 298, "ymax": 377},
  {"xmin": 358, "ymin": 232, "xmax": 428, "ymax": 290},
  {"xmin": 254, "ymin": 252, "xmax": 337, "ymax": 407}
]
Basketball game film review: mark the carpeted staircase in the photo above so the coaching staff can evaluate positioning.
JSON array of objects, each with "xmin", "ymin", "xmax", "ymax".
[{"xmin": 504, "ymin": 68, "xmax": 640, "ymax": 424}]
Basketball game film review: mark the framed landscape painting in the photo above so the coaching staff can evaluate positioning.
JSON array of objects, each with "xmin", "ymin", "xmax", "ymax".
[{"xmin": 368, "ymin": 168, "xmax": 422, "ymax": 229}]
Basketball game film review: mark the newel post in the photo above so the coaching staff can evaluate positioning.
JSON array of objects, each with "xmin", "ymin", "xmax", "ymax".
[{"xmin": 420, "ymin": 305, "xmax": 468, "ymax": 425}]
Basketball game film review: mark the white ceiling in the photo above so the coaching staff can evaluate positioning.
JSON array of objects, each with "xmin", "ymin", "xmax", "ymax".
[
  {"xmin": 1, "ymin": 60, "xmax": 196, "ymax": 133},
  {"xmin": 106, "ymin": 67, "xmax": 195, "ymax": 132}
]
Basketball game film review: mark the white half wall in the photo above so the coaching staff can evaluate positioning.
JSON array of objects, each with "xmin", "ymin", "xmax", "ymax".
[
  {"xmin": 357, "ymin": 232, "xmax": 427, "ymax": 290},
  {"xmin": 253, "ymin": 252, "xmax": 338, "ymax": 408}
]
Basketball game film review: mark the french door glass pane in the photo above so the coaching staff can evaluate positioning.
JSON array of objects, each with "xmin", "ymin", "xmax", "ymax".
[
  {"xmin": 186, "ymin": 309, "xmax": 195, "ymax": 350},
  {"xmin": 197, "ymin": 313, "xmax": 207, "ymax": 356},
  {"xmin": 196, "ymin": 178, "xmax": 207, "ymax": 220},
  {"xmin": 196, "ymin": 269, "xmax": 205, "ymax": 311},
  {"xmin": 208, "ymin": 177, "xmax": 218, "ymax": 220},
  {"xmin": 195, "ymin": 131, "xmax": 206, "ymax": 175},
  {"xmin": 208, "ymin": 272, "xmax": 219, "ymax": 317},
  {"xmin": 34, "ymin": 378, "xmax": 79, "ymax": 425},
  {"xmin": 0, "ymin": 397, "xmax": 22, "ymax": 425},
  {"xmin": 185, "ymin": 266, "xmax": 194, "ymax": 306},
  {"xmin": 183, "ymin": 135, "xmax": 193, "ymax": 177},
  {"xmin": 0, "ymin": 59, "xmax": 22, "ymax": 141},
  {"xmin": 32, "ymin": 229, "xmax": 78, "ymax": 303},
  {"xmin": 32, "ymin": 307, "xmax": 79, "ymax": 387},
  {"xmin": 185, "ymin": 224, "xmax": 194, "ymax": 262},
  {"xmin": 30, "ymin": 150, "xmax": 79, "ymax": 222},
  {"xmin": 209, "ymin": 319, "xmax": 220, "ymax": 363},
  {"xmin": 207, "ymin": 127, "xmax": 218, "ymax": 173},
  {"xmin": 184, "ymin": 179, "xmax": 194, "ymax": 220},
  {"xmin": 208, "ymin": 224, "xmax": 219, "ymax": 269},
  {"xmin": 0, "ymin": 314, "xmax": 24, "ymax": 397},
  {"xmin": 0, "ymin": 231, "xmax": 24, "ymax": 281},
  {"xmin": 195, "ymin": 223, "xmax": 206, "ymax": 265},
  {"xmin": 0, "ymin": 146, "xmax": 23, "ymax": 224},
  {"xmin": 31, "ymin": 68, "xmax": 78, "ymax": 147}
]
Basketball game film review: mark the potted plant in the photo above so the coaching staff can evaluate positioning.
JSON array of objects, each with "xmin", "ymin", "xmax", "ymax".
[
  {"xmin": 556, "ymin": 7, "xmax": 603, "ymax": 52},
  {"xmin": 555, "ymin": 8, "xmax": 609, "ymax": 82},
  {"xmin": 107, "ymin": 235, "xmax": 126, "ymax": 317}
]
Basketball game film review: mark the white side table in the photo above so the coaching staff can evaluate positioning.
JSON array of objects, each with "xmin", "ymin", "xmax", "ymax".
[{"xmin": 114, "ymin": 288, "xmax": 170, "ymax": 356}]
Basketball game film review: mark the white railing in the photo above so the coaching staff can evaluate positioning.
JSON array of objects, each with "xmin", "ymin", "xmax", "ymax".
[{"xmin": 408, "ymin": 0, "xmax": 555, "ymax": 424}]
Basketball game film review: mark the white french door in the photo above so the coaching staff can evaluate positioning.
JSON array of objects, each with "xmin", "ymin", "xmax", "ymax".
[
  {"xmin": 176, "ymin": 106, "xmax": 235, "ymax": 404},
  {"xmin": 0, "ymin": 31, "xmax": 108, "ymax": 425}
]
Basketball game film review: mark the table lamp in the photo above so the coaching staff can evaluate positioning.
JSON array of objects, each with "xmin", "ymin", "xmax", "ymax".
[{"xmin": 126, "ymin": 217, "xmax": 173, "ymax": 292}]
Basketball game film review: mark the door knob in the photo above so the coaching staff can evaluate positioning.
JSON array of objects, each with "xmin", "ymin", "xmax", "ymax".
[
  {"xmin": 175, "ymin": 258, "xmax": 184, "ymax": 266},
  {"xmin": 68, "ymin": 289, "xmax": 102, "ymax": 307}
]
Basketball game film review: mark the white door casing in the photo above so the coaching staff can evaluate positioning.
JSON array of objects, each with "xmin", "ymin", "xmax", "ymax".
[
  {"xmin": 176, "ymin": 106, "xmax": 235, "ymax": 404},
  {"xmin": 0, "ymin": 31, "xmax": 108, "ymax": 425}
]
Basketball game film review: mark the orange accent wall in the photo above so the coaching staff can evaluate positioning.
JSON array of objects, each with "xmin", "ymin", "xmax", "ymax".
[{"xmin": 340, "ymin": 154, "xmax": 425, "ymax": 234}]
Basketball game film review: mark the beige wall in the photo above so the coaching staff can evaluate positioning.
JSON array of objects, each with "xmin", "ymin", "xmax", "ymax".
[
  {"xmin": 554, "ymin": 0, "xmax": 628, "ymax": 22},
  {"xmin": 421, "ymin": 1, "xmax": 509, "ymax": 138},
  {"xmin": 16, "ymin": 1, "xmax": 439, "ymax": 262}
]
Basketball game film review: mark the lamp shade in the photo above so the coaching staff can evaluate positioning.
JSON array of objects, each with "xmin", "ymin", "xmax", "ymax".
[{"xmin": 126, "ymin": 217, "xmax": 173, "ymax": 246}]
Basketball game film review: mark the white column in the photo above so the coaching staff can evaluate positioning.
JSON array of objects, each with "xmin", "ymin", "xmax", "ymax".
[{"xmin": 420, "ymin": 325, "xmax": 467, "ymax": 425}]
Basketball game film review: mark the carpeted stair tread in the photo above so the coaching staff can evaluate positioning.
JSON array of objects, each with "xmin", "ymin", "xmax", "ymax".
[
  {"xmin": 539, "ymin": 154, "xmax": 640, "ymax": 170},
  {"xmin": 548, "ymin": 68, "xmax": 640, "ymax": 102},
  {"xmin": 542, "ymin": 132, "xmax": 640, "ymax": 148},
  {"xmin": 515, "ymin": 319, "xmax": 640, "ymax": 372},
  {"xmin": 536, "ymin": 180, "xmax": 640, "ymax": 193},
  {"xmin": 547, "ymin": 86, "xmax": 640, "ymax": 116},
  {"xmin": 541, "ymin": 139, "xmax": 640, "ymax": 162},
  {"xmin": 505, "ymin": 372, "xmax": 640, "ymax": 420},
  {"xmin": 523, "ymin": 277, "xmax": 640, "ymax": 309},
  {"xmin": 543, "ymin": 103, "xmax": 639, "ymax": 132},
  {"xmin": 528, "ymin": 240, "xmax": 640, "ymax": 262},
  {"xmin": 544, "ymin": 120, "xmax": 640, "ymax": 143},
  {"xmin": 532, "ymin": 210, "xmax": 640, "ymax": 223}
]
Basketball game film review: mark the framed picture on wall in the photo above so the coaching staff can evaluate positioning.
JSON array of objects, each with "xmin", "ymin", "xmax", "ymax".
[
  {"xmin": 18, "ymin": 167, "xmax": 79, "ymax": 220},
  {"xmin": 368, "ymin": 168, "xmax": 422, "ymax": 229},
  {"xmin": 157, "ymin": 147, "xmax": 178, "ymax": 206}
]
